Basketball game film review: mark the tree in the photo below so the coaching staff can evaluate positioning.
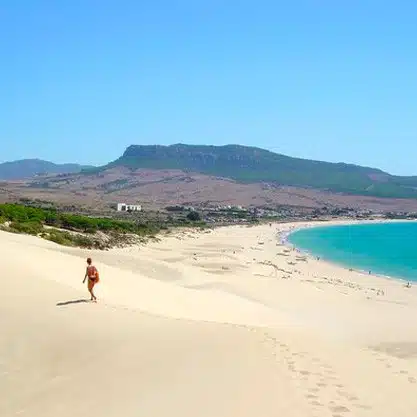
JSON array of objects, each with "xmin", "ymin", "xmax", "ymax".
[{"xmin": 186, "ymin": 211, "xmax": 201, "ymax": 221}]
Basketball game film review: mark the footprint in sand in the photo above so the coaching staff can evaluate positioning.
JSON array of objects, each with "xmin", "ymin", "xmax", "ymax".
[
  {"xmin": 354, "ymin": 404, "xmax": 372, "ymax": 410},
  {"xmin": 258, "ymin": 330, "xmax": 370, "ymax": 414},
  {"xmin": 329, "ymin": 404, "xmax": 350, "ymax": 413},
  {"xmin": 337, "ymin": 390, "xmax": 359, "ymax": 401}
]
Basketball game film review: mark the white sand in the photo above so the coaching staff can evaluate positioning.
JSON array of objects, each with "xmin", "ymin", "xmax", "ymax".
[{"xmin": 1, "ymin": 221, "xmax": 417, "ymax": 416}]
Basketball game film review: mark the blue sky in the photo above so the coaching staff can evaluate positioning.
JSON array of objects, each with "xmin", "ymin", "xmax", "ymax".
[{"xmin": 2, "ymin": 1, "xmax": 417, "ymax": 174}]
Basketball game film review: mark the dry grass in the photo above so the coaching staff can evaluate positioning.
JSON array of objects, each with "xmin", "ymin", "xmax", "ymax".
[{"xmin": 2, "ymin": 167, "xmax": 417, "ymax": 212}]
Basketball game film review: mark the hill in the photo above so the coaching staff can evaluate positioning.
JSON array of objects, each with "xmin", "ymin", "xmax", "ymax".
[
  {"xmin": 3, "ymin": 144, "xmax": 417, "ymax": 213},
  {"xmin": 3, "ymin": 166, "xmax": 417, "ymax": 213},
  {"xmin": 0, "ymin": 159, "xmax": 91, "ymax": 180},
  {"xmin": 104, "ymin": 144, "xmax": 417, "ymax": 199}
]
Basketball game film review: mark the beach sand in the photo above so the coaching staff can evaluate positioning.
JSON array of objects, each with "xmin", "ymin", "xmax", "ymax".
[{"xmin": 1, "ymin": 221, "xmax": 417, "ymax": 416}]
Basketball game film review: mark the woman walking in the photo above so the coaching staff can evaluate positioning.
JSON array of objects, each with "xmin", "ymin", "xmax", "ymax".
[{"xmin": 83, "ymin": 257, "xmax": 99, "ymax": 302}]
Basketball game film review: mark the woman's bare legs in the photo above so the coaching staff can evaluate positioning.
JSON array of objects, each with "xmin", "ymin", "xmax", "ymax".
[{"xmin": 88, "ymin": 280, "xmax": 97, "ymax": 302}]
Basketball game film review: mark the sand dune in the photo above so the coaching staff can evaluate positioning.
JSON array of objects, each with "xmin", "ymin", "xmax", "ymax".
[{"xmin": 1, "ymin": 222, "xmax": 417, "ymax": 416}]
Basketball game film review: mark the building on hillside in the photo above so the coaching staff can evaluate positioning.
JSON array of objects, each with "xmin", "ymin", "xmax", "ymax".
[{"xmin": 116, "ymin": 203, "xmax": 142, "ymax": 212}]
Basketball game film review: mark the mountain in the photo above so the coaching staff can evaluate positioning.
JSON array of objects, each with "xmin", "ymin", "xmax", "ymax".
[
  {"xmin": 0, "ymin": 159, "xmax": 91, "ymax": 180},
  {"xmin": 104, "ymin": 144, "xmax": 417, "ymax": 199}
]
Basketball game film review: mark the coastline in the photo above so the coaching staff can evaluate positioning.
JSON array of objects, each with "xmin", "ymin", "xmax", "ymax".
[
  {"xmin": 2, "ymin": 222, "xmax": 417, "ymax": 416},
  {"xmin": 282, "ymin": 219, "xmax": 417, "ymax": 285}
]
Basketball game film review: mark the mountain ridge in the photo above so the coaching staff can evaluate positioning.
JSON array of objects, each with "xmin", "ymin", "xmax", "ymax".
[
  {"xmin": 0, "ymin": 159, "xmax": 91, "ymax": 180},
  {"xmin": 3, "ymin": 144, "xmax": 417, "ymax": 201},
  {"xmin": 101, "ymin": 143, "xmax": 417, "ymax": 199}
]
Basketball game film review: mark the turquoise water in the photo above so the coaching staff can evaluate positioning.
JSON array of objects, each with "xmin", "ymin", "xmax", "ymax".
[{"xmin": 288, "ymin": 222, "xmax": 417, "ymax": 282}]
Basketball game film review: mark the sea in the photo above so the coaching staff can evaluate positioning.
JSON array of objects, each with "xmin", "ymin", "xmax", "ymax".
[{"xmin": 288, "ymin": 221, "xmax": 417, "ymax": 283}]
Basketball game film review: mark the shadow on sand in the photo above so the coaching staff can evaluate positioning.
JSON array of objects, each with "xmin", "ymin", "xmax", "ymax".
[{"xmin": 56, "ymin": 299, "xmax": 90, "ymax": 306}]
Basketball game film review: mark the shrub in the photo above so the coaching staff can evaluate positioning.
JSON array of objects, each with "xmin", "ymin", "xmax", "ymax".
[
  {"xmin": 47, "ymin": 230, "xmax": 96, "ymax": 248},
  {"xmin": 45, "ymin": 212, "xmax": 59, "ymax": 226},
  {"xmin": 186, "ymin": 211, "xmax": 202, "ymax": 221},
  {"xmin": 47, "ymin": 230, "xmax": 72, "ymax": 246},
  {"xmin": 60, "ymin": 214, "xmax": 97, "ymax": 232},
  {"xmin": 10, "ymin": 221, "xmax": 43, "ymax": 235},
  {"xmin": 70, "ymin": 234, "xmax": 96, "ymax": 248}
]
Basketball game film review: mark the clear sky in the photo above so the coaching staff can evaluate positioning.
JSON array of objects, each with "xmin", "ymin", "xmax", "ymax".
[{"xmin": 2, "ymin": 1, "xmax": 417, "ymax": 174}]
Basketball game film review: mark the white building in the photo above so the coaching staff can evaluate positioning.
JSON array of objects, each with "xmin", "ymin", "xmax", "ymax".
[{"xmin": 116, "ymin": 203, "xmax": 142, "ymax": 212}]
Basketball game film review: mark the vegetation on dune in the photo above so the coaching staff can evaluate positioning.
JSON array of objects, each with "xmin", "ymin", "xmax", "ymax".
[
  {"xmin": 0, "ymin": 203, "xmax": 168, "ymax": 249},
  {"xmin": 10, "ymin": 221, "xmax": 44, "ymax": 235},
  {"xmin": 103, "ymin": 144, "xmax": 417, "ymax": 199},
  {"xmin": 43, "ymin": 229, "xmax": 103, "ymax": 248}
]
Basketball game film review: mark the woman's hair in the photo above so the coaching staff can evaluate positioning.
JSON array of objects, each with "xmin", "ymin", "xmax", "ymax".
[{"xmin": 87, "ymin": 257, "xmax": 92, "ymax": 264}]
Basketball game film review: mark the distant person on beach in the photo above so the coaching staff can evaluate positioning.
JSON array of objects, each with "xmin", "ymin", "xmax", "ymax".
[{"xmin": 83, "ymin": 257, "xmax": 99, "ymax": 302}]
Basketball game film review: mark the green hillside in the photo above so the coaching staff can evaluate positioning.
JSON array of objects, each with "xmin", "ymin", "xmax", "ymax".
[{"xmin": 101, "ymin": 143, "xmax": 417, "ymax": 199}]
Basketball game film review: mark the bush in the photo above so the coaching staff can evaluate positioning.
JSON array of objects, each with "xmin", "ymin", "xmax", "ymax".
[
  {"xmin": 70, "ymin": 234, "xmax": 96, "ymax": 248},
  {"xmin": 47, "ymin": 230, "xmax": 73, "ymax": 246},
  {"xmin": 60, "ymin": 214, "xmax": 97, "ymax": 232},
  {"xmin": 0, "ymin": 203, "xmax": 51, "ymax": 223},
  {"xmin": 46, "ymin": 230, "xmax": 97, "ymax": 248},
  {"xmin": 45, "ymin": 212, "xmax": 59, "ymax": 226},
  {"xmin": 10, "ymin": 221, "xmax": 43, "ymax": 235},
  {"xmin": 186, "ymin": 211, "xmax": 202, "ymax": 221}
]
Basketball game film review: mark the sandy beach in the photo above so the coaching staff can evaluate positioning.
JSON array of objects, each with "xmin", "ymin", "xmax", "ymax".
[{"xmin": 2, "ymin": 221, "xmax": 417, "ymax": 416}]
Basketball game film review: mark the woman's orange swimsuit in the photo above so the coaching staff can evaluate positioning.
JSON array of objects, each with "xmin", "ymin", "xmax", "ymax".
[{"xmin": 87, "ymin": 265, "xmax": 99, "ymax": 290}]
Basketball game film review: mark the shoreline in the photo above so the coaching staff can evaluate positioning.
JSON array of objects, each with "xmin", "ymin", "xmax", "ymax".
[{"xmin": 280, "ymin": 219, "xmax": 416, "ymax": 286}]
